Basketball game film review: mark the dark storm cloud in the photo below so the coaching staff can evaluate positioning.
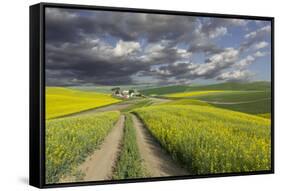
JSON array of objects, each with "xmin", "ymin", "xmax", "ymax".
[
  {"xmin": 146, "ymin": 48, "xmax": 239, "ymax": 82},
  {"xmin": 45, "ymin": 8, "xmax": 201, "ymax": 85},
  {"xmin": 45, "ymin": 8, "xmax": 268, "ymax": 86},
  {"xmin": 46, "ymin": 40, "xmax": 147, "ymax": 85},
  {"xmin": 45, "ymin": 8, "xmax": 197, "ymax": 44},
  {"xmin": 45, "ymin": 9, "xmax": 82, "ymax": 44},
  {"xmin": 45, "ymin": 37, "xmax": 194, "ymax": 85}
]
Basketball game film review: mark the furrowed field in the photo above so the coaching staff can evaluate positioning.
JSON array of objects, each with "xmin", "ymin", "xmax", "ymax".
[
  {"xmin": 46, "ymin": 87, "xmax": 121, "ymax": 119},
  {"xmin": 46, "ymin": 111, "xmax": 120, "ymax": 184},
  {"xmin": 134, "ymin": 105, "xmax": 271, "ymax": 174}
]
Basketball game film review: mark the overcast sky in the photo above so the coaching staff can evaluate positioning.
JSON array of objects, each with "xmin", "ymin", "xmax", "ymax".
[{"xmin": 45, "ymin": 7, "xmax": 271, "ymax": 86}]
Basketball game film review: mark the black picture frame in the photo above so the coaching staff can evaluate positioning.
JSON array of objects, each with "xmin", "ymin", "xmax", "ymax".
[{"xmin": 30, "ymin": 2, "xmax": 274, "ymax": 189}]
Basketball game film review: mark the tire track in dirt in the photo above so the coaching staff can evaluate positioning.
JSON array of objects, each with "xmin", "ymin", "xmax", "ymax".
[
  {"xmin": 131, "ymin": 114, "xmax": 188, "ymax": 177},
  {"xmin": 60, "ymin": 115, "xmax": 125, "ymax": 182},
  {"xmin": 79, "ymin": 115, "xmax": 125, "ymax": 181},
  {"xmin": 63, "ymin": 102, "xmax": 132, "ymax": 118}
]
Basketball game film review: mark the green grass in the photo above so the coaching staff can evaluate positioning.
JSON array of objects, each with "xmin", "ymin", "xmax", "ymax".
[
  {"xmin": 211, "ymin": 99, "xmax": 271, "ymax": 114},
  {"xmin": 163, "ymin": 90, "xmax": 271, "ymax": 114},
  {"xmin": 191, "ymin": 91, "xmax": 271, "ymax": 114},
  {"xmin": 46, "ymin": 87, "xmax": 121, "ymax": 119},
  {"xmin": 46, "ymin": 111, "xmax": 120, "ymax": 184},
  {"xmin": 134, "ymin": 105, "xmax": 271, "ymax": 174},
  {"xmin": 113, "ymin": 114, "xmax": 148, "ymax": 179},
  {"xmin": 192, "ymin": 91, "xmax": 270, "ymax": 102}
]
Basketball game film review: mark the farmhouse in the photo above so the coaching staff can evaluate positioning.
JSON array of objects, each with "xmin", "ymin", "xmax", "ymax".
[{"xmin": 111, "ymin": 87, "xmax": 141, "ymax": 99}]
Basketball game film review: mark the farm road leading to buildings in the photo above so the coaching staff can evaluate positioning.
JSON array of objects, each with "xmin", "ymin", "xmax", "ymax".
[{"xmin": 131, "ymin": 114, "xmax": 188, "ymax": 177}]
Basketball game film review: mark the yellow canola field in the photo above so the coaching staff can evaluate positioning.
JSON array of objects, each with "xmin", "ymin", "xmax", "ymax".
[
  {"xmin": 46, "ymin": 87, "xmax": 121, "ymax": 119},
  {"xmin": 165, "ymin": 90, "xmax": 232, "ymax": 98},
  {"xmin": 46, "ymin": 111, "xmax": 120, "ymax": 183},
  {"xmin": 134, "ymin": 105, "xmax": 271, "ymax": 174}
]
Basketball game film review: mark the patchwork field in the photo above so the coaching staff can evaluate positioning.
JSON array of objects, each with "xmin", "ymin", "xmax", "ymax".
[
  {"xmin": 45, "ymin": 81, "xmax": 272, "ymax": 183},
  {"xmin": 46, "ymin": 87, "xmax": 121, "ymax": 119},
  {"xmin": 160, "ymin": 82, "xmax": 271, "ymax": 115},
  {"xmin": 42, "ymin": 8, "xmax": 273, "ymax": 184},
  {"xmin": 133, "ymin": 105, "xmax": 271, "ymax": 174}
]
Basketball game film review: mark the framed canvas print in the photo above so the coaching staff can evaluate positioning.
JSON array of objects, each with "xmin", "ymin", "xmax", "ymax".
[{"xmin": 29, "ymin": 2, "xmax": 274, "ymax": 188}]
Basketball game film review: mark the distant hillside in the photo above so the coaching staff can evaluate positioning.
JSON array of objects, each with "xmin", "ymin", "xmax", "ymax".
[
  {"xmin": 141, "ymin": 81, "xmax": 271, "ymax": 95},
  {"xmin": 185, "ymin": 81, "xmax": 271, "ymax": 92},
  {"xmin": 140, "ymin": 85, "xmax": 188, "ymax": 95},
  {"xmin": 71, "ymin": 84, "xmax": 159, "ymax": 93}
]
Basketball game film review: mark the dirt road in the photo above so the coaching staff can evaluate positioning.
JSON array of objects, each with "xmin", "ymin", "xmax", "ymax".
[
  {"xmin": 149, "ymin": 97, "xmax": 171, "ymax": 105},
  {"xmin": 56, "ymin": 97, "xmax": 170, "ymax": 119},
  {"xmin": 77, "ymin": 115, "xmax": 125, "ymax": 181},
  {"xmin": 131, "ymin": 114, "xmax": 187, "ymax": 177},
  {"xmin": 64, "ymin": 102, "xmax": 134, "ymax": 118}
]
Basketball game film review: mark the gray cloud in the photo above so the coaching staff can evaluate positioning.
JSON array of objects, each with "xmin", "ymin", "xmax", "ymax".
[
  {"xmin": 187, "ymin": 18, "xmax": 247, "ymax": 55},
  {"xmin": 216, "ymin": 70, "xmax": 254, "ymax": 82},
  {"xmin": 46, "ymin": 8, "xmax": 197, "ymax": 44},
  {"xmin": 45, "ymin": 8, "xmax": 269, "ymax": 86},
  {"xmin": 46, "ymin": 40, "xmax": 146, "ymax": 85},
  {"xmin": 240, "ymin": 25, "xmax": 271, "ymax": 51},
  {"xmin": 145, "ymin": 48, "xmax": 239, "ymax": 81},
  {"xmin": 199, "ymin": 18, "xmax": 247, "ymax": 37}
]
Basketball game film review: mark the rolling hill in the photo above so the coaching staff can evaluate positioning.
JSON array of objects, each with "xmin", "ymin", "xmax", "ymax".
[
  {"xmin": 46, "ymin": 87, "xmax": 121, "ymax": 119},
  {"xmin": 141, "ymin": 81, "xmax": 271, "ymax": 95}
]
